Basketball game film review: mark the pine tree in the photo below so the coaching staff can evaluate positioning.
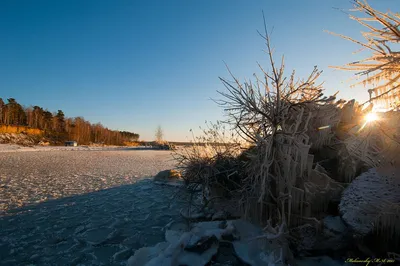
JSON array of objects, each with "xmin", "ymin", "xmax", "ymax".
[
  {"xmin": 0, "ymin": 98, "xmax": 4, "ymax": 124},
  {"xmin": 56, "ymin": 110, "xmax": 65, "ymax": 132},
  {"xmin": 5, "ymin": 98, "xmax": 26, "ymax": 125}
]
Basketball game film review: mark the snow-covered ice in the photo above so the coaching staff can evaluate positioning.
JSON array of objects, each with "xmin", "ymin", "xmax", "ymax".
[{"xmin": 0, "ymin": 147, "xmax": 190, "ymax": 265}]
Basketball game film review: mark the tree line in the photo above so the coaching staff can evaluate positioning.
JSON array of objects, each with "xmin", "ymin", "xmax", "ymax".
[{"xmin": 0, "ymin": 98, "xmax": 139, "ymax": 145}]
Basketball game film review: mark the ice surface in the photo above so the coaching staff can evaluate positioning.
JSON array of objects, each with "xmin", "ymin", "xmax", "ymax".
[{"xmin": 0, "ymin": 148, "xmax": 190, "ymax": 265}]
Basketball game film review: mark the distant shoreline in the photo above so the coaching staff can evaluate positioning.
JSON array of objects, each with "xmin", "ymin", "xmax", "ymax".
[{"xmin": 0, "ymin": 143, "xmax": 177, "ymax": 153}]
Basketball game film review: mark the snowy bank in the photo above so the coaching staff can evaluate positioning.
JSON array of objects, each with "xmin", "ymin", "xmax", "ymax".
[{"xmin": 127, "ymin": 219, "xmax": 346, "ymax": 266}]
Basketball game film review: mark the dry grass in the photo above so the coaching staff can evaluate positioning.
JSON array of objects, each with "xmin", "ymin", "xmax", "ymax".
[
  {"xmin": 123, "ymin": 141, "xmax": 141, "ymax": 146},
  {"xmin": 172, "ymin": 121, "xmax": 243, "ymax": 190},
  {"xmin": 0, "ymin": 125, "xmax": 43, "ymax": 135}
]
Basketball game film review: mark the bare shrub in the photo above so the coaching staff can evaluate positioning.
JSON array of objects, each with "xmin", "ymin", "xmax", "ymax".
[
  {"xmin": 172, "ymin": 121, "xmax": 243, "ymax": 194},
  {"xmin": 215, "ymin": 15, "xmax": 345, "ymax": 230},
  {"xmin": 175, "ymin": 16, "xmax": 350, "ymax": 264},
  {"xmin": 173, "ymin": 14, "xmax": 354, "ymax": 265}
]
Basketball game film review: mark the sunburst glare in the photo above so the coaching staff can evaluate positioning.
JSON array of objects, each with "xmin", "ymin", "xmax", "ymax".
[{"xmin": 365, "ymin": 112, "xmax": 379, "ymax": 123}]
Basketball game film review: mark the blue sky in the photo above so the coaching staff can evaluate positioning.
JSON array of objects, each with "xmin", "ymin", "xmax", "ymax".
[{"xmin": 0, "ymin": 0, "xmax": 398, "ymax": 141}]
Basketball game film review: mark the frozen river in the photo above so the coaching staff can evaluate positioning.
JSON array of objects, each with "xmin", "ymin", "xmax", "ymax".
[{"xmin": 0, "ymin": 148, "xmax": 190, "ymax": 265}]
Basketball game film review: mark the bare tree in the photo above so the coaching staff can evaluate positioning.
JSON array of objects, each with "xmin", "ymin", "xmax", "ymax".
[
  {"xmin": 327, "ymin": 0, "xmax": 400, "ymax": 109},
  {"xmin": 155, "ymin": 125, "xmax": 164, "ymax": 143},
  {"xmin": 213, "ymin": 15, "xmax": 344, "ymax": 265}
]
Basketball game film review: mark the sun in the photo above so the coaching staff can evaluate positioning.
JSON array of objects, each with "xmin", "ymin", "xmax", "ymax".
[
  {"xmin": 365, "ymin": 112, "xmax": 379, "ymax": 123},
  {"xmin": 357, "ymin": 111, "xmax": 380, "ymax": 133}
]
